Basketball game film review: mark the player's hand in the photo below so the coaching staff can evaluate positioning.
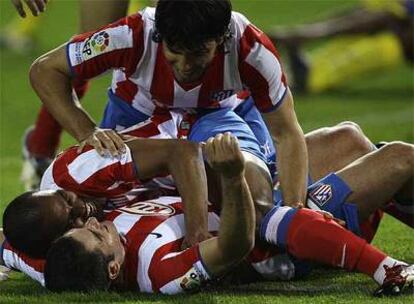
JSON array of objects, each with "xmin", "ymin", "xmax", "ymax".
[
  {"xmin": 316, "ymin": 210, "xmax": 346, "ymax": 227},
  {"xmin": 205, "ymin": 133, "xmax": 245, "ymax": 178},
  {"xmin": 181, "ymin": 231, "xmax": 213, "ymax": 250},
  {"xmin": 11, "ymin": 0, "xmax": 48, "ymax": 18},
  {"xmin": 77, "ymin": 127, "xmax": 126, "ymax": 157},
  {"xmin": 0, "ymin": 266, "xmax": 11, "ymax": 282},
  {"xmin": 285, "ymin": 201, "xmax": 304, "ymax": 209}
]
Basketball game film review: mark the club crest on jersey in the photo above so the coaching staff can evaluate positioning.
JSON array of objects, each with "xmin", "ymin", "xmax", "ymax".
[
  {"xmin": 308, "ymin": 184, "xmax": 332, "ymax": 207},
  {"xmin": 118, "ymin": 201, "xmax": 175, "ymax": 216},
  {"xmin": 211, "ymin": 90, "xmax": 234, "ymax": 102},
  {"xmin": 82, "ymin": 31, "xmax": 110, "ymax": 59}
]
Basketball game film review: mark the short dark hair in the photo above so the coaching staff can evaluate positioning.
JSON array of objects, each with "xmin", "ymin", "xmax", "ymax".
[
  {"xmin": 3, "ymin": 192, "xmax": 64, "ymax": 258},
  {"xmin": 155, "ymin": 0, "xmax": 232, "ymax": 51},
  {"xmin": 45, "ymin": 235, "xmax": 113, "ymax": 292}
]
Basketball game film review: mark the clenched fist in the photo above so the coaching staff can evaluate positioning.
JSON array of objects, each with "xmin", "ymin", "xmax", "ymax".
[{"xmin": 204, "ymin": 133, "xmax": 245, "ymax": 178}]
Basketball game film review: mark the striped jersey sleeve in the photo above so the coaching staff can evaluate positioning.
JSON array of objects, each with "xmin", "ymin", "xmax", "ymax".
[
  {"xmin": 49, "ymin": 145, "xmax": 139, "ymax": 199},
  {"xmin": 2, "ymin": 241, "xmax": 45, "ymax": 286},
  {"xmin": 235, "ymin": 12, "xmax": 288, "ymax": 112},
  {"xmin": 66, "ymin": 13, "xmax": 145, "ymax": 79}
]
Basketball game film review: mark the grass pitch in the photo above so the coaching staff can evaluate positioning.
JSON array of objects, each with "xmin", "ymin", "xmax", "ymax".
[{"xmin": 0, "ymin": 1, "xmax": 413, "ymax": 303}]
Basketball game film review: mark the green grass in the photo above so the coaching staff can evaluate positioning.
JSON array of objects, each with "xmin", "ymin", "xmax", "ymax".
[{"xmin": 0, "ymin": 0, "xmax": 413, "ymax": 303}]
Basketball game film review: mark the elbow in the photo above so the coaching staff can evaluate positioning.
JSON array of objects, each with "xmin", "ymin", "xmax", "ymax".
[
  {"xmin": 221, "ymin": 231, "xmax": 255, "ymax": 264},
  {"xmin": 29, "ymin": 55, "xmax": 48, "ymax": 89},
  {"xmin": 237, "ymin": 239, "xmax": 254, "ymax": 263}
]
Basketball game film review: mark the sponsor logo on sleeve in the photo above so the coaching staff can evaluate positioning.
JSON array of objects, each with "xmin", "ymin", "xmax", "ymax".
[{"xmin": 211, "ymin": 89, "xmax": 234, "ymax": 102}]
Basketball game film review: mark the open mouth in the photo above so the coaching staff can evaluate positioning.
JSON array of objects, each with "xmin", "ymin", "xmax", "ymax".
[{"xmin": 85, "ymin": 202, "xmax": 97, "ymax": 218}]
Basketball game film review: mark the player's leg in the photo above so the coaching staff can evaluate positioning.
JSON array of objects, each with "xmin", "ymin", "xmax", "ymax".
[
  {"xmin": 79, "ymin": 0, "xmax": 129, "ymax": 33},
  {"xmin": 260, "ymin": 206, "xmax": 414, "ymax": 296},
  {"xmin": 305, "ymin": 121, "xmax": 376, "ymax": 182},
  {"xmin": 336, "ymin": 141, "xmax": 414, "ymax": 222}
]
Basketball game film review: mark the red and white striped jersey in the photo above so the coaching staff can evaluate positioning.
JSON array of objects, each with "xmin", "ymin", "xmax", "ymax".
[
  {"xmin": 2, "ymin": 197, "xmax": 217, "ymax": 293},
  {"xmin": 39, "ymin": 112, "xmax": 183, "ymax": 208},
  {"xmin": 1, "ymin": 198, "xmax": 288, "ymax": 294},
  {"xmin": 67, "ymin": 7, "xmax": 287, "ymax": 115}
]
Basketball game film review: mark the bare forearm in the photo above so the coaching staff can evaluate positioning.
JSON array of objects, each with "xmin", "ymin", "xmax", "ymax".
[
  {"xmin": 263, "ymin": 90, "xmax": 308, "ymax": 207},
  {"xmin": 201, "ymin": 174, "xmax": 255, "ymax": 276},
  {"xmin": 218, "ymin": 175, "xmax": 255, "ymax": 261},
  {"xmin": 276, "ymin": 132, "xmax": 308, "ymax": 206},
  {"xmin": 199, "ymin": 133, "xmax": 255, "ymax": 277},
  {"xmin": 29, "ymin": 48, "xmax": 96, "ymax": 142},
  {"xmin": 168, "ymin": 143, "xmax": 209, "ymax": 237}
]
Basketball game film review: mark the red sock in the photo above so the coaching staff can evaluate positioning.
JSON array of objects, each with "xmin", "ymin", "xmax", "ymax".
[
  {"xmin": 27, "ymin": 107, "xmax": 62, "ymax": 158},
  {"xmin": 27, "ymin": 78, "xmax": 89, "ymax": 158},
  {"xmin": 286, "ymin": 209, "xmax": 387, "ymax": 278}
]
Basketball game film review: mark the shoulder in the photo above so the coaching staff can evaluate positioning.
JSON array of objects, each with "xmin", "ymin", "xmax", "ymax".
[{"xmin": 229, "ymin": 11, "xmax": 252, "ymax": 40}]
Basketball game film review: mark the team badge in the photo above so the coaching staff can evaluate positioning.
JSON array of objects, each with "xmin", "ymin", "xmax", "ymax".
[
  {"xmin": 119, "ymin": 201, "xmax": 176, "ymax": 216},
  {"xmin": 308, "ymin": 184, "xmax": 332, "ymax": 207}
]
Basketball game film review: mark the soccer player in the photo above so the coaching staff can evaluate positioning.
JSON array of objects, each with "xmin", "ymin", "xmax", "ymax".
[
  {"xmin": 28, "ymin": 0, "xmax": 309, "ymax": 211},
  {"xmin": 7, "ymin": 115, "xmax": 214, "ymax": 257},
  {"xmin": 2, "ymin": 133, "xmax": 413, "ymax": 296},
  {"xmin": 12, "ymin": 0, "xmax": 144, "ymax": 190},
  {"xmin": 270, "ymin": 0, "xmax": 413, "ymax": 93}
]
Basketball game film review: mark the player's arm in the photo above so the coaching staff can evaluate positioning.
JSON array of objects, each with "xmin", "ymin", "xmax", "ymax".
[
  {"xmin": 262, "ymin": 89, "xmax": 308, "ymax": 208},
  {"xmin": 126, "ymin": 138, "xmax": 210, "ymax": 247},
  {"xmin": 198, "ymin": 133, "xmax": 255, "ymax": 276},
  {"xmin": 237, "ymin": 19, "xmax": 308, "ymax": 207},
  {"xmin": 29, "ymin": 46, "xmax": 124, "ymax": 157}
]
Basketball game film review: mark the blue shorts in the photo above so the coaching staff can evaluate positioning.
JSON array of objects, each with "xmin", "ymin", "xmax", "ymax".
[
  {"xmin": 188, "ymin": 99, "xmax": 276, "ymax": 179},
  {"xmin": 101, "ymin": 93, "xmax": 277, "ymax": 177},
  {"xmin": 100, "ymin": 90, "xmax": 150, "ymax": 129},
  {"xmin": 273, "ymin": 173, "xmax": 359, "ymax": 235},
  {"xmin": 189, "ymin": 97, "xmax": 276, "ymax": 178},
  {"xmin": 233, "ymin": 97, "xmax": 277, "ymax": 169}
]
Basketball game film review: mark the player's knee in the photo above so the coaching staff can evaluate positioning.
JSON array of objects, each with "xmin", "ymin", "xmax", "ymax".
[
  {"xmin": 380, "ymin": 141, "xmax": 414, "ymax": 171},
  {"xmin": 331, "ymin": 121, "xmax": 373, "ymax": 155},
  {"xmin": 337, "ymin": 121, "xmax": 363, "ymax": 132}
]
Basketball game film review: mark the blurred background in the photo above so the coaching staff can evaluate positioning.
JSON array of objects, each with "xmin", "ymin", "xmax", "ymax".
[{"xmin": 0, "ymin": 0, "xmax": 412, "ymax": 220}]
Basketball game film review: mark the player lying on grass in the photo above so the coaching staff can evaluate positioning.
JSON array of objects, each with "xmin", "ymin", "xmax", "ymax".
[
  {"xmin": 2, "ymin": 127, "xmax": 413, "ymax": 295},
  {"xmin": 8, "ymin": 116, "xmax": 214, "ymax": 257}
]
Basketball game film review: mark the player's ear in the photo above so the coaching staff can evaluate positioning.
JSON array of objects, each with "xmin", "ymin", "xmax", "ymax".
[{"xmin": 107, "ymin": 260, "xmax": 121, "ymax": 280}]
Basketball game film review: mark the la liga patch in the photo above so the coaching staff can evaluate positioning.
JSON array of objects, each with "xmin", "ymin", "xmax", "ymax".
[{"xmin": 82, "ymin": 31, "xmax": 110, "ymax": 58}]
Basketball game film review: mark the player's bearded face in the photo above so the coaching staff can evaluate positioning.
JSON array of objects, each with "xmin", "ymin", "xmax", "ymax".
[{"xmin": 163, "ymin": 39, "xmax": 221, "ymax": 83}]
